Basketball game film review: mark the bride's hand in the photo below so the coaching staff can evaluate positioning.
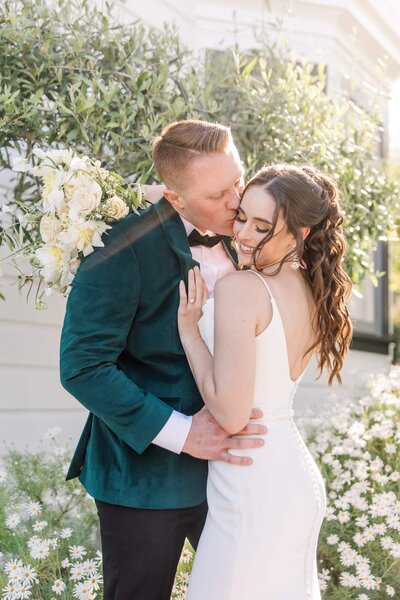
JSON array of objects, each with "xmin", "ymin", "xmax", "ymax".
[{"xmin": 178, "ymin": 267, "xmax": 208, "ymax": 343}]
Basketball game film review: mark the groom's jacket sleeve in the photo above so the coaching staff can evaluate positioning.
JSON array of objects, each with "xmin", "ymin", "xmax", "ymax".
[{"xmin": 59, "ymin": 224, "xmax": 173, "ymax": 455}]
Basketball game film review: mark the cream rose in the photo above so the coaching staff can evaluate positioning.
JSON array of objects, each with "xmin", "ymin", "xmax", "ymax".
[
  {"xmin": 68, "ymin": 176, "xmax": 102, "ymax": 219},
  {"xmin": 104, "ymin": 195, "xmax": 129, "ymax": 221},
  {"xmin": 39, "ymin": 215, "xmax": 62, "ymax": 243}
]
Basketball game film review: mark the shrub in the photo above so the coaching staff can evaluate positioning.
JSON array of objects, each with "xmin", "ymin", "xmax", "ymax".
[{"xmin": 0, "ymin": 0, "xmax": 398, "ymax": 292}]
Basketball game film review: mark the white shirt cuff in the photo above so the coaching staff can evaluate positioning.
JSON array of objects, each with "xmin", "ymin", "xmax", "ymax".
[{"xmin": 152, "ymin": 410, "xmax": 193, "ymax": 454}]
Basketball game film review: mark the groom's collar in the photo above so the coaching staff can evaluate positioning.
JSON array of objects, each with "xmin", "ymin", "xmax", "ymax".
[
  {"xmin": 154, "ymin": 197, "xmax": 237, "ymax": 266},
  {"xmin": 179, "ymin": 215, "xmax": 217, "ymax": 238}
]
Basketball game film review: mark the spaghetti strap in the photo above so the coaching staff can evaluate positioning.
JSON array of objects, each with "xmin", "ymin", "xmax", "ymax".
[{"xmin": 246, "ymin": 270, "xmax": 276, "ymax": 304}]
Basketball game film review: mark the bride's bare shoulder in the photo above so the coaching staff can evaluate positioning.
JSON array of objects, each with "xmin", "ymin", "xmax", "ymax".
[{"xmin": 215, "ymin": 270, "xmax": 266, "ymax": 297}]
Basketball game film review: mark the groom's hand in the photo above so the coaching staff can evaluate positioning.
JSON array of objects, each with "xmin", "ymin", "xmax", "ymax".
[{"xmin": 182, "ymin": 407, "xmax": 267, "ymax": 466}]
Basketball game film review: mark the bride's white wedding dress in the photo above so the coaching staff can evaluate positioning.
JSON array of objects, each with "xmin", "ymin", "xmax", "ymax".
[{"xmin": 187, "ymin": 271, "xmax": 327, "ymax": 600}]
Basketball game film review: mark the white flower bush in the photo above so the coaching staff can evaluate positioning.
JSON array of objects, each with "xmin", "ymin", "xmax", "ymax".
[
  {"xmin": 2, "ymin": 148, "xmax": 141, "ymax": 307},
  {"xmin": 0, "ymin": 429, "xmax": 195, "ymax": 599},
  {"xmin": 1, "ymin": 370, "xmax": 399, "ymax": 599},
  {"xmin": 297, "ymin": 368, "xmax": 400, "ymax": 599}
]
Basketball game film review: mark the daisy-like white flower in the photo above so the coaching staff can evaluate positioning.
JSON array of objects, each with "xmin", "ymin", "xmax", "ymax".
[
  {"xmin": 325, "ymin": 506, "xmax": 337, "ymax": 521},
  {"xmin": 371, "ymin": 522, "xmax": 387, "ymax": 536},
  {"xmin": 381, "ymin": 536, "xmax": 395, "ymax": 549},
  {"xmin": 389, "ymin": 543, "xmax": 400, "ymax": 558},
  {"xmin": 326, "ymin": 534, "xmax": 339, "ymax": 545},
  {"xmin": 8, "ymin": 571, "xmax": 22, "ymax": 585},
  {"xmin": 15, "ymin": 582, "xmax": 32, "ymax": 599},
  {"xmin": 176, "ymin": 572, "xmax": 190, "ymax": 586},
  {"xmin": 338, "ymin": 511, "xmax": 351, "ymax": 524},
  {"xmin": 86, "ymin": 572, "xmax": 102, "ymax": 590},
  {"xmin": 52, "ymin": 579, "xmax": 67, "ymax": 595},
  {"xmin": 386, "ymin": 585, "xmax": 395, "ymax": 597},
  {"xmin": 360, "ymin": 573, "xmax": 378, "ymax": 590},
  {"xmin": 82, "ymin": 559, "xmax": 98, "ymax": 575},
  {"xmin": 73, "ymin": 580, "xmax": 95, "ymax": 600},
  {"xmin": 70, "ymin": 563, "xmax": 86, "ymax": 581},
  {"xmin": 2, "ymin": 581, "xmax": 19, "ymax": 600},
  {"xmin": 32, "ymin": 520, "xmax": 47, "ymax": 532},
  {"xmin": 318, "ymin": 568, "xmax": 331, "ymax": 584},
  {"xmin": 357, "ymin": 595, "xmax": 369, "ymax": 600},
  {"xmin": 353, "ymin": 533, "xmax": 367, "ymax": 547},
  {"xmin": 356, "ymin": 515, "xmax": 369, "ymax": 528},
  {"xmin": 60, "ymin": 527, "xmax": 73, "ymax": 539},
  {"xmin": 5, "ymin": 559, "xmax": 23, "ymax": 577},
  {"xmin": 180, "ymin": 548, "xmax": 193, "ymax": 564},
  {"xmin": 25, "ymin": 501, "xmax": 42, "ymax": 518},
  {"xmin": 29, "ymin": 539, "xmax": 50, "ymax": 560},
  {"xmin": 20, "ymin": 565, "xmax": 38, "ymax": 585},
  {"xmin": 340, "ymin": 547, "xmax": 359, "ymax": 567},
  {"xmin": 69, "ymin": 545, "xmax": 87, "ymax": 560},
  {"xmin": 356, "ymin": 562, "xmax": 371, "ymax": 578},
  {"xmin": 339, "ymin": 571, "xmax": 360, "ymax": 588},
  {"xmin": 6, "ymin": 514, "xmax": 21, "ymax": 529},
  {"xmin": 386, "ymin": 514, "xmax": 400, "ymax": 530},
  {"xmin": 61, "ymin": 558, "xmax": 71, "ymax": 568}
]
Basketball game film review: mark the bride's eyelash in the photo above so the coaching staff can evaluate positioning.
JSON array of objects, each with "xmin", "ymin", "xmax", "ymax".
[{"xmin": 236, "ymin": 214, "xmax": 270, "ymax": 234}]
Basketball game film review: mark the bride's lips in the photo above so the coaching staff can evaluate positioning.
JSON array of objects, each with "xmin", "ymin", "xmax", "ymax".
[{"xmin": 237, "ymin": 241, "xmax": 254, "ymax": 255}]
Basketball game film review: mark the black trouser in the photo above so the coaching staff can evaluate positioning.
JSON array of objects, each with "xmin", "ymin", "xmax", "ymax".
[{"xmin": 95, "ymin": 499, "xmax": 208, "ymax": 600}]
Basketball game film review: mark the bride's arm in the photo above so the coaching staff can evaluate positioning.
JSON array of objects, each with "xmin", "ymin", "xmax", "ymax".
[{"xmin": 178, "ymin": 268, "xmax": 260, "ymax": 434}]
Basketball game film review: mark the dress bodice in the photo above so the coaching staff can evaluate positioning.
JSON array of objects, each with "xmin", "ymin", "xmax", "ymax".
[{"xmin": 198, "ymin": 271, "xmax": 306, "ymax": 421}]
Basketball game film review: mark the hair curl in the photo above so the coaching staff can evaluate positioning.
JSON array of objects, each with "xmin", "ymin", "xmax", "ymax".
[{"xmin": 241, "ymin": 163, "xmax": 353, "ymax": 385}]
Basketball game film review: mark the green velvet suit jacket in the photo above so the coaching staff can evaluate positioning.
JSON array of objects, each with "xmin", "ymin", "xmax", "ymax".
[{"xmin": 60, "ymin": 198, "xmax": 235, "ymax": 509}]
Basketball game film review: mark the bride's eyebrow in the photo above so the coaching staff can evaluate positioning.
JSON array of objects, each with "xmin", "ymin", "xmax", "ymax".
[
  {"xmin": 239, "ymin": 207, "xmax": 273, "ymax": 225},
  {"xmin": 255, "ymin": 217, "xmax": 273, "ymax": 225}
]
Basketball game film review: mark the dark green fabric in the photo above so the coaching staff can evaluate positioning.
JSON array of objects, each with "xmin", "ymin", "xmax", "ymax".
[{"xmin": 60, "ymin": 198, "xmax": 235, "ymax": 508}]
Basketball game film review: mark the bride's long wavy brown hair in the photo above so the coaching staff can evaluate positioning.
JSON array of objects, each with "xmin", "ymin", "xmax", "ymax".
[{"xmin": 241, "ymin": 163, "xmax": 353, "ymax": 385}]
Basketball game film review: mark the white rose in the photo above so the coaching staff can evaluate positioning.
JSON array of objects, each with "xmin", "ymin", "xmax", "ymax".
[
  {"xmin": 68, "ymin": 176, "xmax": 102, "ymax": 219},
  {"xmin": 104, "ymin": 195, "xmax": 129, "ymax": 220},
  {"xmin": 39, "ymin": 215, "xmax": 62, "ymax": 243}
]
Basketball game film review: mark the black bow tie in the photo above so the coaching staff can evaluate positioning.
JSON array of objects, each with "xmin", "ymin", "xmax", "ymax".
[{"xmin": 188, "ymin": 229, "xmax": 223, "ymax": 248}]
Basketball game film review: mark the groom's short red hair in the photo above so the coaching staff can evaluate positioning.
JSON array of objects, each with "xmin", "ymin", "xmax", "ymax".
[{"xmin": 152, "ymin": 120, "xmax": 233, "ymax": 192}]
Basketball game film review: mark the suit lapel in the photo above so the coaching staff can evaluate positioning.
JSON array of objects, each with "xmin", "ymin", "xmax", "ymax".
[{"xmin": 155, "ymin": 198, "xmax": 199, "ymax": 283}]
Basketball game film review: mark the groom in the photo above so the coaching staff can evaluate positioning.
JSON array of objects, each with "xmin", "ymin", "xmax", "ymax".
[{"xmin": 60, "ymin": 120, "xmax": 267, "ymax": 600}]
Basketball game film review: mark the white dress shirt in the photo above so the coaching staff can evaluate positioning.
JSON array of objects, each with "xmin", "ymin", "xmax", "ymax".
[{"xmin": 152, "ymin": 216, "xmax": 236, "ymax": 453}]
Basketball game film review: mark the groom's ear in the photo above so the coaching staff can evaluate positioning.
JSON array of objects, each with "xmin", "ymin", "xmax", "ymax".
[{"xmin": 163, "ymin": 189, "xmax": 185, "ymax": 211}]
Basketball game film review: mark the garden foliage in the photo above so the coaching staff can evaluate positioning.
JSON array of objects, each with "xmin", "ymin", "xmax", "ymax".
[{"xmin": 0, "ymin": 0, "xmax": 398, "ymax": 289}]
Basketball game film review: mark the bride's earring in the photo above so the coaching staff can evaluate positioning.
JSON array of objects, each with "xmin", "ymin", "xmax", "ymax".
[
  {"xmin": 290, "ymin": 257, "xmax": 301, "ymax": 270},
  {"xmin": 290, "ymin": 243, "xmax": 301, "ymax": 270}
]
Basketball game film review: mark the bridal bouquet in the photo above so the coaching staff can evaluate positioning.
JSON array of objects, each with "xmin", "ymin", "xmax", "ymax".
[{"xmin": 1, "ymin": 148, "xmax": 142, "ymax": 306}]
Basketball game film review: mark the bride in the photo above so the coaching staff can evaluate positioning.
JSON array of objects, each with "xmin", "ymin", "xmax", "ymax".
[{"xmin": 177, "ymin": 163, "xmax": 353, "ymax": 599}]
